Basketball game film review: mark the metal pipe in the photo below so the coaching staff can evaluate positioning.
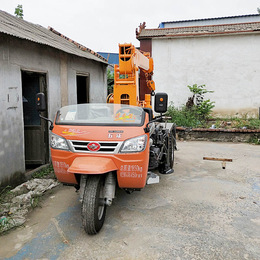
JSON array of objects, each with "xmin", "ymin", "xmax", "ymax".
[{"xmin": 104, "ymin": 172, "xmax": 116, "ymax": 206}]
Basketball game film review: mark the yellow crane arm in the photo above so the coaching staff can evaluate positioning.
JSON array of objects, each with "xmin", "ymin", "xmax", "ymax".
[{"xmin": 109, "ymin": 43, "xmax": 155, "ymax": 108}]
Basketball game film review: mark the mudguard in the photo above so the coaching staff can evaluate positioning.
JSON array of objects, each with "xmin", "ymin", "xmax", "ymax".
[{"xmin": 67, "ymin": 157, "xmax": 118, "ymax": 174}]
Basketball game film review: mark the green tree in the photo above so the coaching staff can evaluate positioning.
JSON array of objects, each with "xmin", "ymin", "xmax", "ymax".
[
  {"xmin": 258, "ymin": 7, "xmax": 260, "ymax": 14},
  {"xmin": 187, "ymin": 84, "xmax": 215, "ymax": 120},
  {"xmin": 107, "ymin": 69, "xmax": 114, "ymax": 94},
  {"xmin": 14, "ymin": 4, "xmax": 23, "ymax": 19},
  {"xmin": 107, "ymin": 69, "xmax": 114, "ymax": 80}
]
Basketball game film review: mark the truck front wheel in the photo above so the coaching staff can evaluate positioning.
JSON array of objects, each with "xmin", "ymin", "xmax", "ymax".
[{"xmin": 81, "ymin": 175, "xmax": 106, "ymax": 235}]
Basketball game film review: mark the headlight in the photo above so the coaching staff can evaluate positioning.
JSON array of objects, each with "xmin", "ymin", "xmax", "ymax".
[
  {"xmin": 120, "ymin": 135, "xmax": 147, "ymax": 153},
  {"xmin": 50, "ymin": 133, "xmax": 69, "ymax": 150}
]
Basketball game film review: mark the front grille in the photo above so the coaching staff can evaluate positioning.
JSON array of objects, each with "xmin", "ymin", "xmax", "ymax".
[{"xmin": 69, "ymin": 140, "xmax": 122, "ymax": 154}]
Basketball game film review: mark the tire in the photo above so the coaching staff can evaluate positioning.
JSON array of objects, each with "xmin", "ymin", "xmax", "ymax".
[
  {"xmin": 81, "ymin": 175, "xmax": 106, "ymax": 235},
  {"xmin": 169, "ymin": 133, "xmax": 174, "ymax": 168},
  {"xmin": 172, "ymin": 125, "xmax": 177, "ymax": 150}
]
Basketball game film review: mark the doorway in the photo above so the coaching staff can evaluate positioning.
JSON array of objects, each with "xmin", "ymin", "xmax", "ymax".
[
  {"xmin": 22, "ymin": 71, "xmax": 49, "ymax": 169},
  {"xmin": 77, "ymin": 74, "xmax": 89, "ymax": 104}
]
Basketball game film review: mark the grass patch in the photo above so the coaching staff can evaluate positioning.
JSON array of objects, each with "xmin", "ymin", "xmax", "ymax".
[
  {"xmin": 247, "ymin": 136, "xmax": 260, "ymax": 145},
  {"xmin": 208, "ymin": 117, "xmax": 260, "ymax": 130},
  {"xmin": 30, "ymin": 195, "xmax": 43, "ymax": 209},
  {"xmin": 0, "ymin": 216, "xmax": 17, "ymax": 234},
  {"xmin": 167, "ymin": 104, "xmax": 260, "ymax": 130},
  {"xmin": 167, "ymin": 84, "xmax": 260, "ymax": 131},
  {"xmin": 167, "ymin": 104, "xmax": 213, "ymax": 128},
  {"xmin": 0, "ymin": 186, "xmax": 16, "ymax": 234},
  {"xmin": 31, "ymin": 165, "xmax": 55, "ymax": 179},
  {"xmin": 1, "ymin": 165, "xmax": 58, "ymax": 234},
  {"xmin": 0, "ymin": 186, "xmax": 13, "ymax": 205}
]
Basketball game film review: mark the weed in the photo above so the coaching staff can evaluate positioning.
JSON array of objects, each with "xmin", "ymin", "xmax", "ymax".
[
  {"xmin": 167, "ymin": 84, "xmax": 260, "ymax": 129},
  {"xmin": 30, "ymin": 195, "xmax": 42, "ymax": 209},
  {"xmin": 0, "ymin": 186, "xmax": 13, "ymax": 205},
  {"xmin": 196, "ymin": 99, "xmax": 215, "ymax": 120},
  {"xmin": 31, "ymin": 165, "xmax": 54, "ymax": 179},
  {"xmin": 208, "ymin": 117, "xmax": 260, "ymax": 130},
  {"xmin": 243, "ymin": 119, "xmax": 260, "ymax": 129},
  {"xmin": 167, "ymin": 104, "xmax": 204, "ymax": 127},
  {"xmin": 168, "ymin": 84, "xmax": 215, "ymax": 127},
  {"xmin": 187, "ymin": 84, "xmax": 215, "ymax": 120},
  {"xmin": 247, "ymin": 136, "xmax": 260, "ymax": 145},
  {"xmin": 0, "ymin": 216, "xmax": 15, "ymax": 233}
]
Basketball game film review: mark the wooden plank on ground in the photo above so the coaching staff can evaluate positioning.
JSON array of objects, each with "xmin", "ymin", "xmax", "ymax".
[{"xmin": 203, "ymin": 157, "xmax": 233, "ymax": 162}]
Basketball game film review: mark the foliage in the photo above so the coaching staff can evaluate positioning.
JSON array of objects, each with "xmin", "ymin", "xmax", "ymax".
[
  {"xmin": 14, "ymin": 4, "xmax": 23, "ymax": 19},
  {"xmin": 187, "ymin": 84, "xmax": 213, "ymax": 95},
  {"xmin": 30, "ymin": 195, "xmax": 42, "ymax": 209},
  {"xmin": 212, "ymin": 117, "xmax": 260, "ymax": 130},
  {"xmin": 107, "ymin": 69, "xmax": 114, "ymax": 94},
  {"xmin": 31, "ymin": 165, "xmax": 55, "ymax": 179},
  {"xmin": 247, "ymin": 136, "xmax": 260, "ymax": 145},
  {"xmin": 245, "ymin": 119, "xmax": 260, "ymax": 129},
  {"xmin": 258, "ymin": 6, "xmax": 260, "ymax": 14},
  {"xmin": 0, "ymin": 186, "xmax": 13, "ymax": 205},
  {"xmin": 167, "ymin": 84, "xmax": 215, "ymax": 127},
  {"xmin": 186, "ymin": 84, "xmax": 215, "ymax": 120},
  {"xmin": 0, "ymin": 186, "xmax": 14, "ymax": 233},
  {"xmin": 107, "ymin": 68, "xmax": 126, "ymax": 95},
  {"xmin": 167, "ymin": 104, "xmax": 204, "ymax": 128},
  {"xmin": 167, "ymin": 83, "xmax": 260, "ymax": 134},
  {"xmin": 107, "ymin": 69, "xmax": 114, "ymax": 79},
  {"xmin": 196, "ymin": 99, "xmax": 215, "ymax": 119},
  {"xmin": 0, "ymin": 216, "xmax": 16, "ymax": 234}
]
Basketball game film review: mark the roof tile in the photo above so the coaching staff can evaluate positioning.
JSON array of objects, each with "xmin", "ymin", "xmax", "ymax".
[
  {"xmin": 0, "ymin": 10, "xmax": 107, "ymax": 64},
  {"xmin": 137, "ymin": 22, "xmax": 260, "ymax": 39}
]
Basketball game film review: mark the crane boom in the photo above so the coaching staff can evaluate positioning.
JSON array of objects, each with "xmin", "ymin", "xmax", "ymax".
[{"xmin": 108, "ymin": 43, "xmax": 155, "ymax": 108}]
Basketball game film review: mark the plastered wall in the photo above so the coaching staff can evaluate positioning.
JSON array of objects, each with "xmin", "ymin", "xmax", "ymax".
[
  {"xmin": 152, "ymin": 34, "xmax": 260, "ymax": 118},
  {"xmin": 0, "ymin": 34, "xmax": 107, "ymax": 187}
]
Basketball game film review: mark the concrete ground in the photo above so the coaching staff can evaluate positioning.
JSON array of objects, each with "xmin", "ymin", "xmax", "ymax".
[{"xmin": 0, "ymin": 141, "xmax": 260, "ymax": 260}]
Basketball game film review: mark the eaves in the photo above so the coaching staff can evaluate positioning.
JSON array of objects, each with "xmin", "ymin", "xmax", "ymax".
[{"xmin": 137, "ymin": 22, "xmax": 260, "ymax": 40}]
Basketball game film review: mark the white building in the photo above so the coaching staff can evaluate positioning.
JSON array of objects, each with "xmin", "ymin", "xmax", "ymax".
[{"xmin": 137, "ymin": 14, "xmax": 260, "ymax": 118}]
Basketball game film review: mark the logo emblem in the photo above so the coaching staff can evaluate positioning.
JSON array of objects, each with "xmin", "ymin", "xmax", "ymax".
[{"xmin": 87, "ymin": 142, "xmax": 100, "ymax": 152}]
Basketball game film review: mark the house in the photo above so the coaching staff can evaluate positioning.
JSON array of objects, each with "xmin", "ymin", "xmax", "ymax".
[
  {"xmin": 136, "ymin": 15, "xmax": 260, "ymax": 118},
  {"xmin": 0, "ymin": 10, "xmax": 108, "ymax": 188},
  {"xmin": 98, "ymin": 52, "xmax": 119, "ymax": 93},
  {"xmin": 98, "ymin": 52, "xmax": 119, "ymax": 66}
]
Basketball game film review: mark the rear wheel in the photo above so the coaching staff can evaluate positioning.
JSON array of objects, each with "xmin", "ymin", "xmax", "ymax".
[
  {"xmin": 169, "ymin": 133, "xmax": 174, "ymax": 168},
  {"xmin": 81, "ymin": 175, "xmax": 106, "ymax": 235},
  {"xmin": 169, "ymin": 126, "xmax": 176, "ymax": 168}
]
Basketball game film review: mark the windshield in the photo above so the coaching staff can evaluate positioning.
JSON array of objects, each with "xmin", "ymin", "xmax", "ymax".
[{"xmin": 55, "ymin": 103, "xmax": 144, "ymax": 126}]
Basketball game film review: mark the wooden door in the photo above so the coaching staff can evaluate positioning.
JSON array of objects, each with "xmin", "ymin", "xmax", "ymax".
[{"xmin": 22, "ymin": 71, "xmax": 48, "ymax": 166}]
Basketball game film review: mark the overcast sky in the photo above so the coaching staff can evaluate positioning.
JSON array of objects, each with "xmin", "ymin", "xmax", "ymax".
[{"xmin": 1, "ymin": 0, "xmax": 260, "ymax": 53}]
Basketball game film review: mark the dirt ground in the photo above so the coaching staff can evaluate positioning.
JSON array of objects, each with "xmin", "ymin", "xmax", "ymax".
[{"xmin": 0, "ymin": 141, "xmax": 260, "ymax": 260}]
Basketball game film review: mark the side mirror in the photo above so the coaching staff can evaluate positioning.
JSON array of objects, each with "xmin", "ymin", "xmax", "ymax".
[
  {"xmin": 36, "ymin": 92, "xmax": 54, "ymax": 130},
  {"xmin": 36, "ymin": 92, "xmax": 46, "ymax": 111},
  {"xmin": 143, "ymin": 107, "xmax": 153, "ymax": 122},
  {"xmin": 154, "ymin": 92, "xmax": 168, "ymax": 113}
]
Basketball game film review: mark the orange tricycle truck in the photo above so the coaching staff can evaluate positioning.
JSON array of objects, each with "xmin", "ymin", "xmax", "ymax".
[{"xmin": 36, "ymin": 43, "xmax": 176, "ymax": 234}]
